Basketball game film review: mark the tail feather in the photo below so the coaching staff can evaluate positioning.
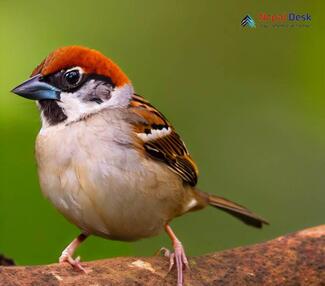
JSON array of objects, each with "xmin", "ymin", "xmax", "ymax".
[{"xmin": 199, "ymin": 192, "xmax": 269, "ymax": 228}]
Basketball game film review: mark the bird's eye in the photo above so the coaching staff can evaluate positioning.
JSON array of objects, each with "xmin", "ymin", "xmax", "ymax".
[{"xmin": 64, "ymin": 70, "xmax": 81, "ymax": 86}]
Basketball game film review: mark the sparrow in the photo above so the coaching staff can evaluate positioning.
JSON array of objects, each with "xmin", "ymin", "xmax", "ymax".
[{"xmin": 11, "ymin": 46, "xmax": 268, "ymax": 286}]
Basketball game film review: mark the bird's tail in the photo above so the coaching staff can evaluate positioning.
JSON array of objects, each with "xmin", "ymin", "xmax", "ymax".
[{"xmin": 197, "ymin": 191, "xmax": 269, "ymax": 228}]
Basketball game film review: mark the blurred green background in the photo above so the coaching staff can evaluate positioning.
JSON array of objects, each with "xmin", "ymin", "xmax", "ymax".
[{"xmin": 0, "ymin": 0, "xmax": 324, "ymax": 265}]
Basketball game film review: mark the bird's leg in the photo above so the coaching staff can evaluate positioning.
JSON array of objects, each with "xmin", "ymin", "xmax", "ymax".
[
  {"xmin": 59, "ymin": 233, "xmax": 88, "ymax": 272},
  {"xmin": 163, "ymin": 224, "xmax": 189, "ymax": 286}
]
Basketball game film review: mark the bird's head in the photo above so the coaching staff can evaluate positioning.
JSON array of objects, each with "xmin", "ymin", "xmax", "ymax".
[{"xmin": 12, "ymin": 46, "xmax": 133, "ymax": 127}]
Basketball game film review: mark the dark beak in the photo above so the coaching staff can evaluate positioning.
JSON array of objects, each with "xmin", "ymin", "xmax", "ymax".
[{"xmin": 11, "ymin": 74, "xmax": 60, "ymax": 100}]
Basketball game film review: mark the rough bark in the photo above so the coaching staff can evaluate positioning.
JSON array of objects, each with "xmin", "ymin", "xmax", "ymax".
[{"xmin": 0, "ymin": 225, "xmax": 324, "ymax": 286}]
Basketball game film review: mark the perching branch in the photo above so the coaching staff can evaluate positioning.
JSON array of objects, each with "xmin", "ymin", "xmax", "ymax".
[{"xmin": 0, "ymin": 225, "xmax": 324, "ymax": 285}]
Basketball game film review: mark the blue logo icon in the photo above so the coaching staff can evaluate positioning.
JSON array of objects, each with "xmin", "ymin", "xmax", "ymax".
[{"xmin": 241, "ymin": 15, "xmax": 256, "ymax": 28}]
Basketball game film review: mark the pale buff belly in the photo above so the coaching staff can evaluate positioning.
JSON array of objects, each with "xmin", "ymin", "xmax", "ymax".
[{"xmin": 35, "ymin": 119, "xmax": 189, "ymax": 241}]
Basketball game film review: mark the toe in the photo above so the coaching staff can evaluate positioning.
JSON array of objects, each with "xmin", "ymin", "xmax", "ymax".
[
  {"xmin": 156, "ymin": 247, "xmax": 171, "ymax": 257},
  {"xmin": 168, "ymin": 253, "xmax": 175, "ymax": 272}
]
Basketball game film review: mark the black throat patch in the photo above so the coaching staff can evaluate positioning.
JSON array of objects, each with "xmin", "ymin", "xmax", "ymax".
[{"xmin": 38, "ymin": 100, "xmax": 67, "ymax": 126}]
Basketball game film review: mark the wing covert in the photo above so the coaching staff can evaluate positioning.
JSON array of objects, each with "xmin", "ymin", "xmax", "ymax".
[{"xmin": 128, "ymin": 94, "xmax": 198, "ymax": 186}]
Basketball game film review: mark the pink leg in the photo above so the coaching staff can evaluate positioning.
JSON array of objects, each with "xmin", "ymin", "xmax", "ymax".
[
  {"xmin": 59, "ymin": 233, "xmax": 88, "ymax": 272},
  {"xmin": 164, "ymin": 225, "xmax": 189, "ymax": 286}
]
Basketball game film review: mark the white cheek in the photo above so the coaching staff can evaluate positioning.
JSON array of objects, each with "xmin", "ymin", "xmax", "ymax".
[
  {"xmin": 57, "ymin": 83, "xmax": 133, "ymax": 124},
  {"xmin": 106, "ymin": 83, "xmax": 133, "ymax": 108},
  {"xmin": 58, "ymin": 92, "xmax": 87, "ymax": 122}
]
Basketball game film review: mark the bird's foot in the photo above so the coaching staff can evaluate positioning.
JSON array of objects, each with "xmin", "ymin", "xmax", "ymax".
[
  {"xmin": 59, "ymin": 251, "xmax": 87, "ymax": 273},
  {"xmin": 158, "ymin": 243, "xmax": 189, "ymax": 286}
]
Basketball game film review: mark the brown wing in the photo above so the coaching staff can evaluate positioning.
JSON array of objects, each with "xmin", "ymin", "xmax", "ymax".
[{"xmin": 129, "ymin": 94, "xmax": 199, "ymax": 186}]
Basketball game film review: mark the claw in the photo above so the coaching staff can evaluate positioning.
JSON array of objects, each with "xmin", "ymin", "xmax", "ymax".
[{"xmin": 156, "ymin": 247, "xmax": 171, "ymax": 257}]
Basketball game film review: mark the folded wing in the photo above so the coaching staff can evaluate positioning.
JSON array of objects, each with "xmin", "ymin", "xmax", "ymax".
[{"xmin": 128, "ymin": 94, "xmax": 198, "ymax": 186}]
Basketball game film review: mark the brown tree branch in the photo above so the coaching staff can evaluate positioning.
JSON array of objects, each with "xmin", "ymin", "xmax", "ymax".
[{"xmin": 0, "ymin": 225, "xmax": 324, "ymax": 286}]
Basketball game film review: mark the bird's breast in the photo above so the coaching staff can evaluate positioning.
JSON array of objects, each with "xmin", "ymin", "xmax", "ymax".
[{"xmin": 35, "ymin": 112, "xmax": 188, "ymax": 241}]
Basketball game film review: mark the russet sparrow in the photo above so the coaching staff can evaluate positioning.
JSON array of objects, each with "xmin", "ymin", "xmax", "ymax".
[{"xmin": 12, "ymin": 46, "xmax": 268, "ymax": 286}]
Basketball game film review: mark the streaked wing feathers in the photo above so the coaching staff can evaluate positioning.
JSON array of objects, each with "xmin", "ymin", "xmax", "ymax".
[{"xmin": 129, "ymin": 94, "xmax": 198, "ymax": 186}]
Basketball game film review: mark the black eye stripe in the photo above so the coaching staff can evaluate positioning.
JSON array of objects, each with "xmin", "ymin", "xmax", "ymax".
[{"xmin": 42, "ymin": 72, "xmax": 115, "ymax": 93}]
